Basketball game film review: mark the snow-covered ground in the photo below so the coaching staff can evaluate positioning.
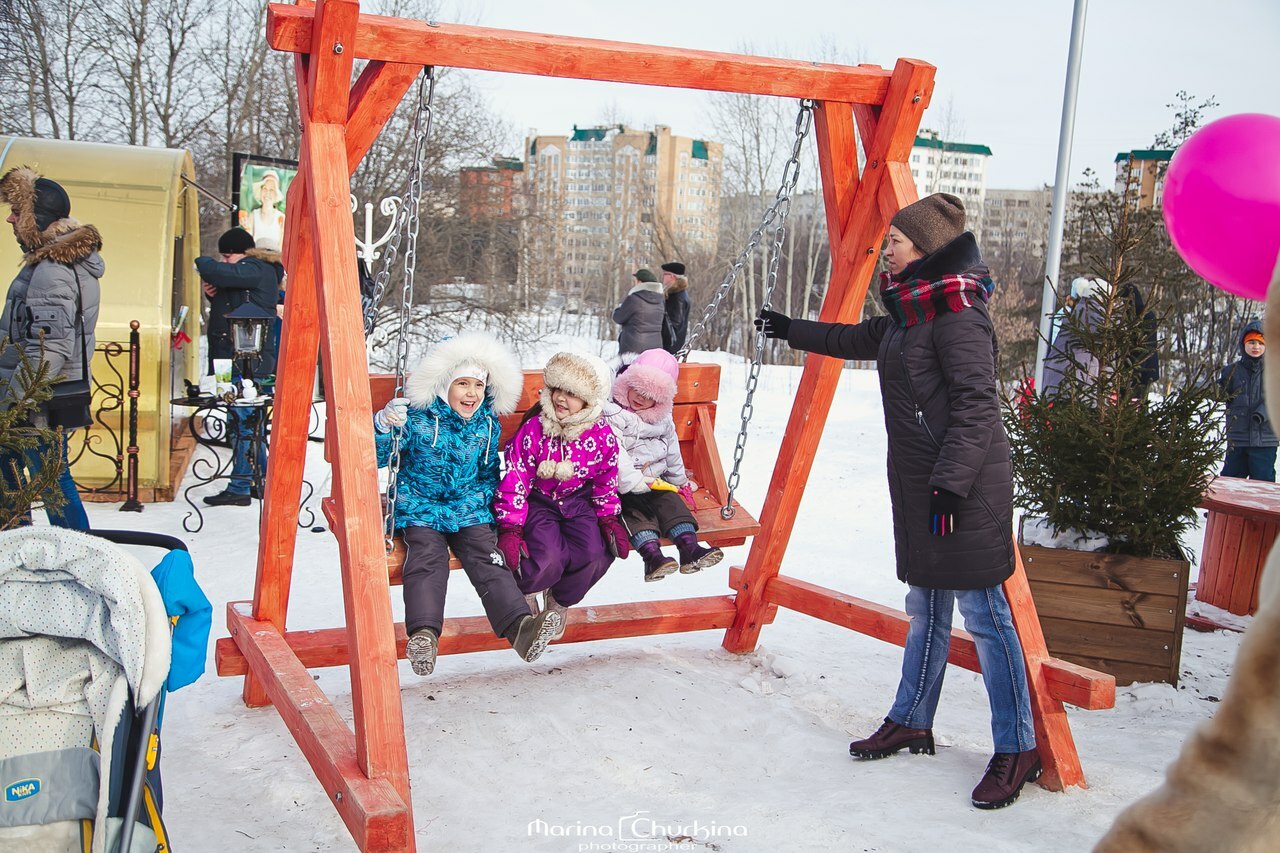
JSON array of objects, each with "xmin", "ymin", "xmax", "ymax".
[{"xmin": 79, "ymin": 340, "xmax": 1245, "ymax": 852}]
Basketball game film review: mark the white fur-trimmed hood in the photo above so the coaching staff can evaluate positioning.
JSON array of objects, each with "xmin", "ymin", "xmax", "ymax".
[{"xmin": 403, "ymin": 332, "xmax": 524, "ymax": 414}]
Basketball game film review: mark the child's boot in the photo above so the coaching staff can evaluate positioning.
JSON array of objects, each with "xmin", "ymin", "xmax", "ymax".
[
  {"xmin": 525, "ymin": 592, "xmax": 542, "ymax": 615},
  {"xmin": 639, "ymin": 540, "xmax": 679, "ymax": 582},
  {"xmin": 673, "ymin": 532, "xmax": 723, "ymax": 574},
  {"xmin": 508, "ymin": 610, "xmax": 562, "ymax": 662},
  {"xmin": 405, "ymin": 628, "xmax": 439, "ymax": 676},
  {"xmin": 544, "ymin": 589, "xmax": 569, "ymax": 641}
]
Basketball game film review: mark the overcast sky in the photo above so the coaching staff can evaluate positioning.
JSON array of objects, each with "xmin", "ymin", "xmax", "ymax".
[{"xmin": 445, "ymin": 0, "xmax": 1280, "ymax": 190}]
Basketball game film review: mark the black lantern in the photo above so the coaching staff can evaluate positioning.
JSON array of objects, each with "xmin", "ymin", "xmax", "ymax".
[{"xmin": 225, "ymin": 301, "xmax": 275, "ymax": 358}]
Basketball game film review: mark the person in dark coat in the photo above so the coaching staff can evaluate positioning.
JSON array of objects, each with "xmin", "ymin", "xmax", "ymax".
[
  {"xmin": 660, "ymin": 261, "xmax": 691, "ymax": 353},
  {"xmin": 197, "ymin": 227, "xmax": 282, "ymax": 376},
  {"xmin": 196, "ymin": 228, "xmax": 283, "ymax": 506},
  {"xmin": 0, "ymin": 166, "xmax": 103, "ymax": 530},
  {"xmin": 1218, "ymin": 320, "xmax": 1277, "ymax": 481},
  {"xmin": 612, "ymin": 268, "xmax": 665, "ymax": 355},
  {"xmin": 756, "ymin": 193, "xmax": 1040, "ymax": 810}
]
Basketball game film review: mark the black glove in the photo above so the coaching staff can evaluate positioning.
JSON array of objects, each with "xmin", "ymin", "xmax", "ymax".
[
  {"xmin": 929, "ymin": 488, "xmax": 961, "ymax": 537},
  {"xmin": 755, "ymin": 309, "xmax": 792, "ymax": 340}
]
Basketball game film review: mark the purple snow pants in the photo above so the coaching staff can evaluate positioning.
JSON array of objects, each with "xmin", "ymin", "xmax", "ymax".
[{"xmin": 516, "ymin": 489, "xmax": 614, "ymax": 606}]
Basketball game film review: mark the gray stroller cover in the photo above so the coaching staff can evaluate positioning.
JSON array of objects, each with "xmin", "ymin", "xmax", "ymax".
[{"xmin": 0, "ymin": 527, "xmax": 171, "ymax": 852}]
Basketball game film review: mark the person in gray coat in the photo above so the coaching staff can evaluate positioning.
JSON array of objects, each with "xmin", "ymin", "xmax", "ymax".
[
  {"xmin": 1218, "ymin": 320, "xmax": 1277, "ymax": 481},
  {"xmin": 0, "ymin": 166, "xmax": 103, "ymax": 530},
  {"xmin": 612, "ymin": 268, "xmax": 665, "ymax": 355},
  {"xmin": 756, "ymin": 193, "xmax": 1040, "ymax": 810}
]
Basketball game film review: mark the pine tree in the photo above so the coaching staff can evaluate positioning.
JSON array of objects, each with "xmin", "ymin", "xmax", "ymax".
[
  {"xmin": 1003, "ymin": 178, "xmax": 1226, "ymax": 560},
  {"xmin": 0, "ymin": 343, "xmax": 67, "ymax": 530}
]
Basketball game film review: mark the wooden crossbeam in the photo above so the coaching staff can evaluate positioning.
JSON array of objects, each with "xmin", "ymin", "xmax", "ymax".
[
  {"xmin": 267, "ymin": 5, "xmax": 896, "ymax": 103},
  {"xmin": 760, "ymin": 572, "xmax": 1115, "ymax": 712},
  {"xmin": 217, "ymin": 594, "xmax": 764, "ymax": 676}
]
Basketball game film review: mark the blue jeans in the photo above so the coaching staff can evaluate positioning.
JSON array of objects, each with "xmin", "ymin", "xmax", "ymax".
[
  {"xmin": 227, "ymin": 408, "xmax": 267, "ymax": 496},
  {"xmin": 0, "ymin": 430, "xmax": 90, "ymax": 529},
  {"xmin": 888, "ymin": 584, "xmax": 1036, "ymax": 753},
  {"xmin": 1221, "ymin": 446, "xmax": 1277, "ymax": 481}
]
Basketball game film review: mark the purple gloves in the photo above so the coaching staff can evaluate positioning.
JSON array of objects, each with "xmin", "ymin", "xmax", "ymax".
[
  {"xmin": 598, "ymin": 515, "xmax": 632, "ymax": 560},
  {"xmin": 929, "ymin": 488, "xmax": 961, "ymax": 537},
  {"xmin": 497, "ymin": 524, "xmax": 528, "ymax": 572}
]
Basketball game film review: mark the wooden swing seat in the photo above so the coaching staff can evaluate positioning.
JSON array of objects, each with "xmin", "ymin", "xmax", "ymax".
[{"xmin": 318, "ymin": 362, "xmax": 760, "ymax": 582}]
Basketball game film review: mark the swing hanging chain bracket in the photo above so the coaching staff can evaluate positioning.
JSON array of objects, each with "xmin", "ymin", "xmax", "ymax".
[
  {"xmin": 680, "ymin": 100, "xmax": 813, "ymax": 519},
  {"xmin": 384, "ymin": 66, "xmax": 438, "ymax": 553}
]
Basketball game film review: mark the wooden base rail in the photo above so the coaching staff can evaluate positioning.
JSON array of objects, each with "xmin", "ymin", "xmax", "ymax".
[{"xmin": 226, "ymin": 603, "xmax": 410, "ymax": 852}]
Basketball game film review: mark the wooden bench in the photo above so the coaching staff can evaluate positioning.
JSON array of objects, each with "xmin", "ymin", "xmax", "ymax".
[
  {"xmin": 1196, "ymin": 476, "xmax": 1280, "ymax": 617},
  {"xmin": 318, "ymin": 362, "xmax": 760, "ymax": 583}
]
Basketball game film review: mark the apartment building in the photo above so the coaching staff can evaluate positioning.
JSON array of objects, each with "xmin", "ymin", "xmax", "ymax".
[
  {"xmin": 1114, "ymin": 149, "xmax": 1173, "ymax": 209},
  {"xmin": 523, "ymin": 124, "xmax": 723, "ymax": 305},
  {"xmin": 909, "ymin": 129, "xmax": 992, "ymax": 235}
]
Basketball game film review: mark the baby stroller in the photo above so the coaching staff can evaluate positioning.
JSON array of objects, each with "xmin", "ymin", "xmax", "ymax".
[{"xmin": 0, "ymin": 527, "xmax": 211, "ymax": 852}]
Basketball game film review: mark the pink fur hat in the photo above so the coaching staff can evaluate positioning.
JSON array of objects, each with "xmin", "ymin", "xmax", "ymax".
[{"xmin": 613, "ymin": 348, "xmax": 679, "ymax": 423}]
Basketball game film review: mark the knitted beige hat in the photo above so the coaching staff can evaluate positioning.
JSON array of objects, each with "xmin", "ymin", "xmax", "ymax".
[{"xmin": 890, "ymin": 193, "xmax": 966, "ymax": 254}]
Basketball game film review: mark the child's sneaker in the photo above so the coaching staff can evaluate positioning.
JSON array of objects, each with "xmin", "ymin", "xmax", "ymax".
[
  {"xmin": 673, "ymin": 532, "xmax": 723, "ymax": 574},
  {"xmin": 638, "ymin": 540, "xmax": 679, "ymax": 582},
  {"xmin": 510, "ymin": 610, "xmax": 562, "ymax": 662},
  {"xmin": 405, "ymin": 629, "xmax": 438, "ymax": 676},
  {"xmin": 544, "ymin": 589, "xmax": 569, "ymax": 641}
]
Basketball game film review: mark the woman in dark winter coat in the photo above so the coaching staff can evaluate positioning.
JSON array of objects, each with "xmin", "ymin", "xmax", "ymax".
[
  {"xmin": 756, "ymin": 193, "xmax": 1039, "ymax": 810},
  {"xmin": 660, "ymin": 261, "xmax": 691, "ymax": 354},
  {"xmin": 612, "ymin": 268, "xmax": 666, "ymax": 355},
  {"xmin": 1218, "ymin": 320, "xmax": 1277, "ymax": 481},
  {"xmin": 0, "ymin": 167, "xmax": 103, "ymax": 529}
]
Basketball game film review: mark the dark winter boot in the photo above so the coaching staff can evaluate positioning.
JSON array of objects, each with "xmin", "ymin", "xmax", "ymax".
[
  {"xmin": 970, "ymin": 749, "xmax": 1043, "ymax": 809},
  {"xmin": 848, "ymin": 717, "xmax": 936, "ymax": 759},
  {"xmin": 639, "ymin": 540, "xmax": 679, "ymax": 582},
  {"xmin": 405, "ymin": 629, "xmax": 439, "ymax": 677},
  {"xmin": 508, "ymin": 610, "xmax": 562, "ymax": 663},
  {"xmin": 673, "ymin": 532, "xmax": 723, "ymax": 574}
]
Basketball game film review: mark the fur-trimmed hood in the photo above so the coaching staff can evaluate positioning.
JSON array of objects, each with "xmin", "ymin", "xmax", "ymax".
[
  {"xmin": 538, "ymin": 350, "xmax": 613, "ymax": 444},
  {"xmin": 612, "ymin": 357, "xmax": 678, "ymax": 424},
  {"xmin": 403, "ymin": 332, "xmax": 523, "ymax": 414},
  {"xmin": 0, "ymin": 166, "xmax": 102, "ymax": 267},
  {"xmin": 664, "ymin": 274, "xmax": 688, "ymax": 296},
  {"xmin": 245, "ymin": 247, "xmax": 282, "ymax": 266}
]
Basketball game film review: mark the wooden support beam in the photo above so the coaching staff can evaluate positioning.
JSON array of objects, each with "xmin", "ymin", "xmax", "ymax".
[
  {"xmin": 760, "ymin": 573, "xmax": 1114, "ymax": 711},
  {"xmin": 345, "ymin": 59, "xmax": 421, "ymax": 174},
  {"xmin": 216, "ymin": 595, "xmax": 762, "ymax": 675},
  {"xmin": 1004, "ymin": 539, "xmax": 1088, "ymax": 790},
  {"xmin": 268, "ymin": 5, "xmax": 897, "ymax": 103},
  {"xmin": 244, "ymin": 51, "xmax": 321, "ymax": 709},
  {"xmin": 305, "ymin": 106, "xmax": 413, "ymax": 834},
  {"xmin": 226, "ymin": 604, "xmax": 409, "ymax": 852},
  {"xmin": 723, "ymin": 58, "xmax": 933, "ymax": 655},
  {"xmin": 307, "ymin": 0, "xmax": 359, "ymax": 124},
  {"xmin": 812, "ymin": 101, "xmax": 858, "ymax": 263}
]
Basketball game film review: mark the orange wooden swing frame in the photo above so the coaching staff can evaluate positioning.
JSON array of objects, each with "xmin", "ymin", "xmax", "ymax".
[{"xmin": 214, "ymin": 3, "xmax": 1116, "ymax": 850}]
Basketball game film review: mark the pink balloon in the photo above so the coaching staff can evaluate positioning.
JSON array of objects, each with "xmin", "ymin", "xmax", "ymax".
[{"xmin": 1163, "ymin": 113, "xmax": 1280, "ymax": 301}]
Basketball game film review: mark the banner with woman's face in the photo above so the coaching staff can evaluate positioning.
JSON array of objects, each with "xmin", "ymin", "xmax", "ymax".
[{"xmin": 231, "ymin": 153, "xmax": 298, "ymax": 252}]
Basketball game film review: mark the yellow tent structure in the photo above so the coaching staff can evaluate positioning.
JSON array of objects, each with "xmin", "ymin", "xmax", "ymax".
[{"xmin": 0, "ymin": 136, "xmax": 203, "ymax": 501}]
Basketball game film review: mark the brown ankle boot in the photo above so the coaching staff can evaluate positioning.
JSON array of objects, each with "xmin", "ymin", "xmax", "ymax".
[
  {"xmin": 970, "ymin": 749, "xmax": 1042, "ymax": 809},
  {"xmin": 849, "ymin": 717, "xmax": 935, "ymax": 759}
]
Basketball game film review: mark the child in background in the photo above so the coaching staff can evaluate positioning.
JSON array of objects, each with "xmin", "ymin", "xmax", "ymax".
[
  {"xmin": 604, "ymin": 349, "xmax": 723, "ymax": 581},
  {"xmin": 496, "ymin": 351, "xmax": 627, "ymax": 638},
  {"xmin": 374, "ymin": 332, "xmax": 561, "ymax": 676},
  {"xmin": 1219, "ymin": 320, "xmax": 1278, "ymax": 481}
]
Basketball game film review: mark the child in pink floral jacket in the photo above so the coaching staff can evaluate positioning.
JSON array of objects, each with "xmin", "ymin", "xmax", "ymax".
[{"xmin": 496, "ymin": 351, "xmax": 627, "ymax": 637}]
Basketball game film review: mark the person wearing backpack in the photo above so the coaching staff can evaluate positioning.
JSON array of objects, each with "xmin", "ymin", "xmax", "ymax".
[{"xmin": 660, "ymin": 261, "xmax": 690, "ymax": 354}]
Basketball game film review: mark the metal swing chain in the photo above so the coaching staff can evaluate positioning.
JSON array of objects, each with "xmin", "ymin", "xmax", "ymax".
[
  {"xmin": 683, "ymin": 100, "xmax": 813, "ymax": 519},
  {"xmin": 383, "ymin": 67, "xmax": 438, "ymax": 552}
]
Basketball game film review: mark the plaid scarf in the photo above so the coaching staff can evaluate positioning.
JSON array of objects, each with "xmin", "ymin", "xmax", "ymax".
[{"xmin": 879, "ymin": 260, "xmax": 995, "ymax": 328}]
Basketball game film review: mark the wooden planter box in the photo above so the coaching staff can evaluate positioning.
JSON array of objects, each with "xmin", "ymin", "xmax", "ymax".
[{"xmin": 1018, "ymin": 537, "xmax": 1189, "ymax": 686}]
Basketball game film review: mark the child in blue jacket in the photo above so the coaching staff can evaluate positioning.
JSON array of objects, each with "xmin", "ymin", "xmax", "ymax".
[{"xmin": 374, "ymin": 332, "xmax": 560, "ymax": 675}]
